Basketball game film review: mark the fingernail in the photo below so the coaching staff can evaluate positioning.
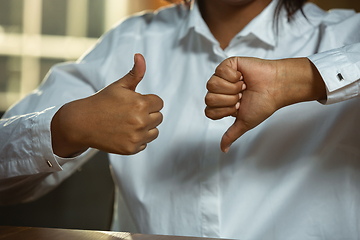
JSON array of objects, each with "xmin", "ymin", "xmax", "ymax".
[
  {"xmin": 235, "ymin": 102, "xmax": 240, "ymax": 109},
  {"xmin": 240, "ymin": 75, "xmax": 243, "ymax": 81},
  {"xmin": 242, "ymin": 84, "xmax": 247, "ymax": 90},
  {"xmin": 239, "ymin": 92, "xmax": 242, "ymax": 99}
]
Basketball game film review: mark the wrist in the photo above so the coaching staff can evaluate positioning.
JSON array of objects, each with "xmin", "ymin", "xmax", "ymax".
[
  {"xmin": 51, "ymin": 101, "xmax": 89, "ymax": 158},
  {"xmin": 275, "ymin": 58, "xmax": 327, "ymax": 108}
]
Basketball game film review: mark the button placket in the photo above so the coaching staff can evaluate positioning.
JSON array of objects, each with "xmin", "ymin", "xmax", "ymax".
[{"xmin": 200, "ymin": 120, "xmax": 222, "ymax": 238}]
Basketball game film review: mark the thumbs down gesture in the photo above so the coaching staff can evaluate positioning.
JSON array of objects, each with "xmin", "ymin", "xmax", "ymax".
[{"xmin": 205, "ymin": 57, "xmax": 326, "ymax": 153}]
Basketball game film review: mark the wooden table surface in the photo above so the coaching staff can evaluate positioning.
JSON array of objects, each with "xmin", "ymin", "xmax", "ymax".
[{"xmin": 0, "ymin": 226, "xmax": 226, "ymax": 240}]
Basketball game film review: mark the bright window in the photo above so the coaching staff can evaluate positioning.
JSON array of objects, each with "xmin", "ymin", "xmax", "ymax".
[{"xmin": 0, "ymin": 0, "xmax": 168, "ymax": 111}]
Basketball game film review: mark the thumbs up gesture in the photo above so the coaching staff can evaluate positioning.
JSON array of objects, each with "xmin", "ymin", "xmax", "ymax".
[
  {"xmin": 51, "ymin": 54, "xmax": 164, "ymax": 157},
  {"xmin": 205, "ymin": 57, "xmax": 326, "ymax": 153}
]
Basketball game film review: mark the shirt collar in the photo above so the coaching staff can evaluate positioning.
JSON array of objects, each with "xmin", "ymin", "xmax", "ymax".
[
  {"xmin": 178, "ymin": 0, "xmax": 279, "ymax": 48},
  {"xmin": 178, "ymin": 0, "xmax": 222, "ymax": 45},
  {"xmin": 236, "ymin": 0, "xmax": 278, "ymax": 47}
]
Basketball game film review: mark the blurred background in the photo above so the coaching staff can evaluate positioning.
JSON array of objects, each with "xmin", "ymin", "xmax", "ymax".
[
  {"xmin": 0, "ymin": 0, "xmax": 359, "ymax": 112},
  {"xmin": 0, "ymin": 0, "xmax": 170, "ymax": 112},
  {"xmin": 0, "ymin": 0, "xmax": 359, "ymax": 232}
]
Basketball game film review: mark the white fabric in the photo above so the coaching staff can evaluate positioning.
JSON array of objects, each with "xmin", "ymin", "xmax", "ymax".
[{"xmin": 1, "ymin": 0, "xmax": 360, "ymax": 239}]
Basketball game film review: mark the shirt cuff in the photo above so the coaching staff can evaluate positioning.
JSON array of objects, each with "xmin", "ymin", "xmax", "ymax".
[
  {"xmin": 33, "ymin": 106, "xmax": 97, "ymax": 172},
  {"xmin": 53, "ymin": 148, "xmax": 94, "ymax": 166},
  {"xmin": 33, "ymin": 107, "xmax": 95, "ymax": 169},
  {"xmin": 308, "ymin": 48, "xmax": 360, "ymax": 104},
  {"xmin": 31, "ymin": 106, "xmax": 64, "ymax": 172}
]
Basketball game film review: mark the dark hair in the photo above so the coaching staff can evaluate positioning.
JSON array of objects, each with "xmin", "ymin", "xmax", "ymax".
[
  {"xmin": 273, "ymin": 0, "xmax": 308, "ymax": 33},
  {"xmin": 175, "ymin": 0, "xmax": 308, "ymax": 28},
  {"xmin": 275, "ymin": 0, "xmax": 308, "ymax": 22}
]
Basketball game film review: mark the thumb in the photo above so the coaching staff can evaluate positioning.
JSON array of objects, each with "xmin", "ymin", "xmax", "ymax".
[
  {"xmin": 118, "ymin": 53, "xmax": 146, "ymax": 91},
  {"xmin": 220, "ymin": 120, "xmax": 248, "ymax": 153}
]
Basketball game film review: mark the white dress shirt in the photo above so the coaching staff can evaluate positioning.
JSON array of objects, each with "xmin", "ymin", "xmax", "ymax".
[{"xmin": 1, "ymin": 0, "xmax": 360, "ymax": 239}]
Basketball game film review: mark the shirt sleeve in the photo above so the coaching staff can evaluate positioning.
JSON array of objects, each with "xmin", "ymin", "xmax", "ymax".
[
  {"xmin": 308, "ymin": 43, "xmax": 360, "ymax": 104},
  {"xmin": 0, "ymin": 22, "xmax": 121, "ymax": 204},
  {"xmin": 307, "ymin": 10, "xmax": 360, "ymax": 104}
]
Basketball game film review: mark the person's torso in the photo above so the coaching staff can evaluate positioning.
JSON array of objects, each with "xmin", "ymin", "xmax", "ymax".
[{"xmin": 103, "ymin": 2, "xmax": 360, "ymax": 239}]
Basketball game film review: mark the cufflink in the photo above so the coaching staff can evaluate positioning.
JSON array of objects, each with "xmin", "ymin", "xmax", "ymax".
[
  {"xmin": 47, "ymin": 160, "xmax": 53, "ymax": 167},
  {"xmin": 337, "ymin": 73, "xmax": 344, "ymax": 81}
]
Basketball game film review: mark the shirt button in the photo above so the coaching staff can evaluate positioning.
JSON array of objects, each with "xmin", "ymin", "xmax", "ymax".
[{"xmin": 47, "ymin": 161, "xmax": 53, "ymax": 167}]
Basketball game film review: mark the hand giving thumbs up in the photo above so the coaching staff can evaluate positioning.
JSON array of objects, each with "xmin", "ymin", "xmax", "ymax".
[{"xmin": 51, "ymin": 54, "xmax": 164, "ymax": 157}]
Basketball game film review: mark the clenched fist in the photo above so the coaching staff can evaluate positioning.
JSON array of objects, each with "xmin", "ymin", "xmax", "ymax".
[{"xmin": 51, "ymin": 54, "xmax": 163, "ymax": 157}]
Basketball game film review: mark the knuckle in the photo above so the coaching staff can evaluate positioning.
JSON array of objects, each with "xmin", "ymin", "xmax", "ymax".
[
  {"xmin": 120, "ymin": 140, "xmax": 138, "ymax": 155},
  {"xmin": 158, "ymin": 113, "xmax": 164, "ymax": 124},
  {"xmin": 235, "ymin": 81, "xmax": 243, "ymax": 93},
  {"xmin": 152, "ymin": 95, "xmax": 164, "ymax": 109},
  {"xmin": 229, "ymin": 56, "xmax": 238, "ymax": 65},
  {"xmin": 124, "ymin": 145, "xmax": 137, "ymax": 155},
  {"xmin": 204, "ymin": 94, "xmax": 216, "ymax": 106},
  {"xmin": 131, "ymin": 115, "xmax": 147, "ymax": 129},
  {"xmin": 152, "ymin": 128, "xmax": 160, "ymax": 140},
  {"xmin": 146, "ymin": 93, "xmax": 157, "ymax": 99},
  {"xmin": 134, "ymin": 98, "xmax": 149, "ymax": 111},
  {"xmin": 215, "ymin": 65, "xmax": 226, "ymax": 77},
  {"xmin": 204, "ymin": 107, "xmax": 216, "ymax": 120},
  {"xmin": 159, "ymin": 98, "xmax": 164, "ymax": 109},
  {"xmin": 128, "ymin": 69, "xmax": 135, "ymax": 78},
  {"xmin": 206, "ymin": 78, "xmax": 219, "ymax": 92},
  {"xmin": 147, "ymin": 93, "xmax": 160, "ymax": 99},
  {"xmin": 129, "ymin": 132, "xmax": 143, "ymax": 145}
]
